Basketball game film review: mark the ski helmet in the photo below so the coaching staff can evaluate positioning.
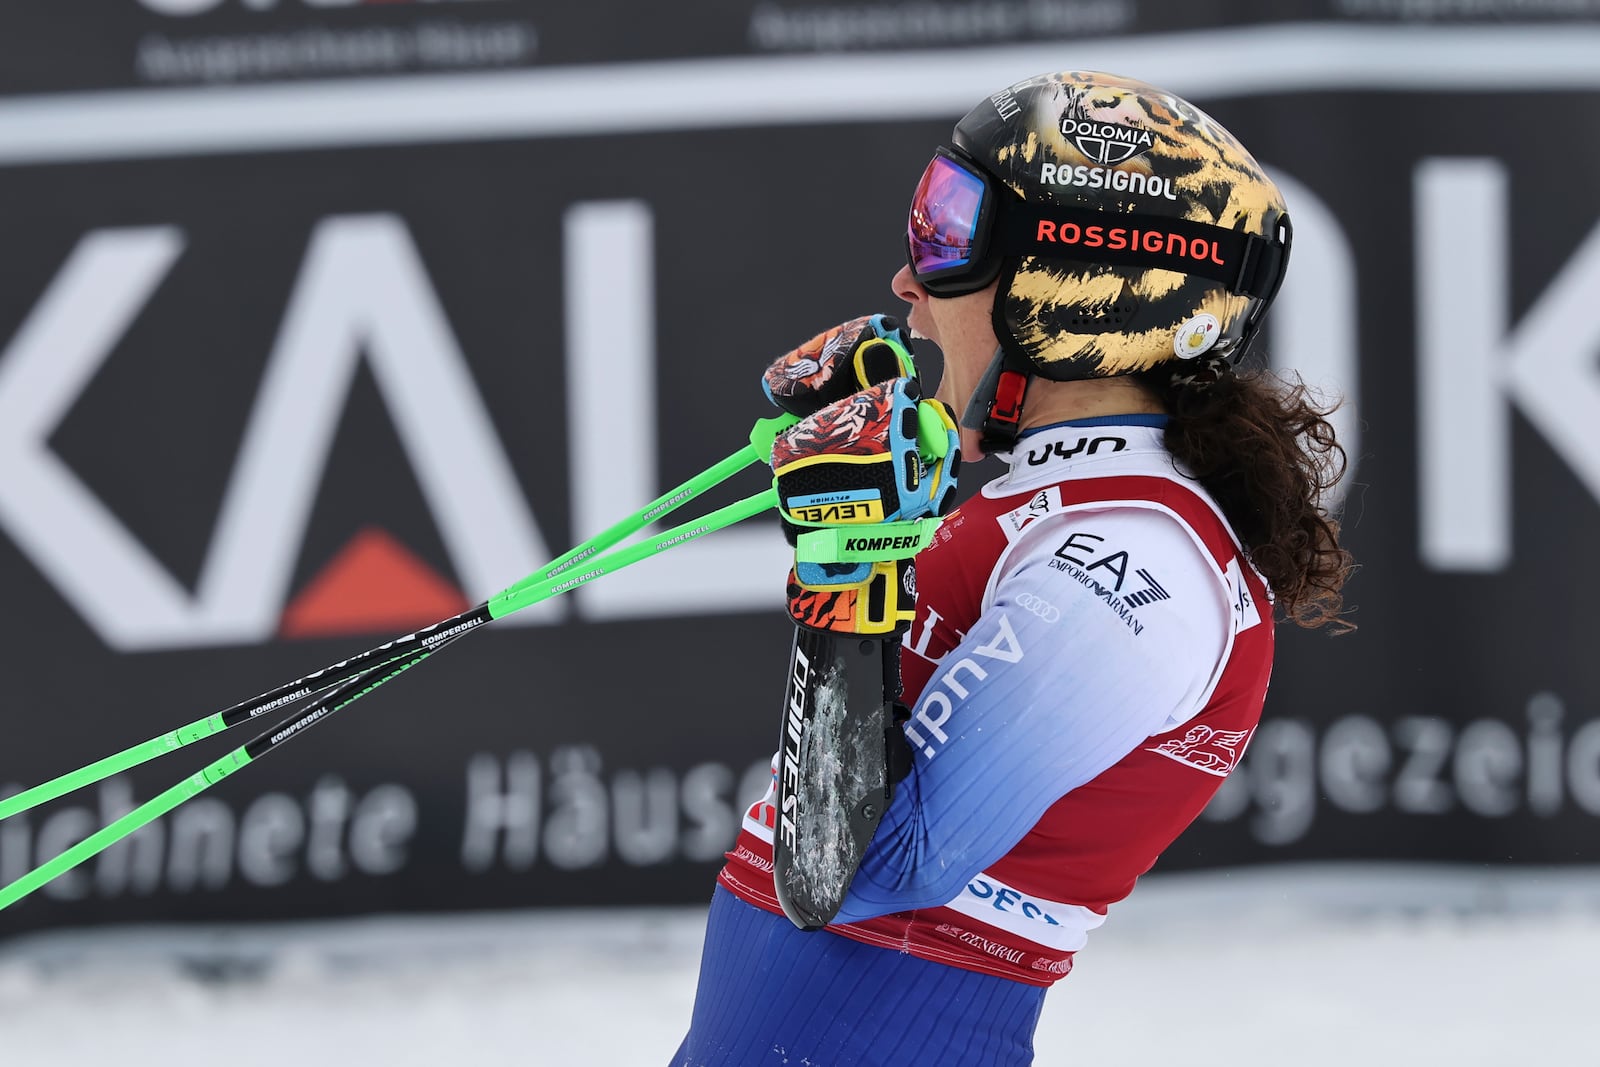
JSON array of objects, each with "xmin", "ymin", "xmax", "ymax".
[{"xmin": 905, "ymin": 71, "xmax": 1291, "ymax": 440}]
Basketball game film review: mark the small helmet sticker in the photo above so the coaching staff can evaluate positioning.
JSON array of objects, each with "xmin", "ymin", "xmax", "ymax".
[{"xmin": 1174, "ymin": 313, "xmax": 1221, "ymax": 359}]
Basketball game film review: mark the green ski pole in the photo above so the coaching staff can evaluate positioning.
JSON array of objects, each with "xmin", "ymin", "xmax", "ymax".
[
  {"xmin": 0, "ymin": 484, "xmax": 781, "ymax": 912},
  {"xmin": 0, "ymin": 413, "xmax": 796, "ymax": 825}
]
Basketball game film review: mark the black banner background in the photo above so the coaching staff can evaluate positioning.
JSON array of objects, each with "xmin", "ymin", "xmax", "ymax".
[
  {"xmin": 1, "ymin": 18, "xmax": 1598, "ymax": 936},
  {"xmin": 7, "ymin": 1, "xmax": 1600, "ymax": 96}
]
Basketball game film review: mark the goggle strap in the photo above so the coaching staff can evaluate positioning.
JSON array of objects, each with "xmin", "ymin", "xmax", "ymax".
[
  {"xmin": 1232, "ymin": 228, "xmax": 1291, "ymax": 302},
  {"xmin": 989, "ymin": 205, "xmax": 1287, "ymax": 298}
]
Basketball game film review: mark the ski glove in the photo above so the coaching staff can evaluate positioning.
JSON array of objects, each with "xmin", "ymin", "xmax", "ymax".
[
  {"xmin": 771, "ymin": 377, "xmax": 960, "ymax": 636},
  {"xmin": 762, "ymin": 314, "xmax": 917, "ymax": 418}
]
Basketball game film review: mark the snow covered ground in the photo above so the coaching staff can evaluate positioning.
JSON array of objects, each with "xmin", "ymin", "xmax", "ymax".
[{"xmin": 3, "ymin": 863, "xmax": 1597, "ymax": 1066}]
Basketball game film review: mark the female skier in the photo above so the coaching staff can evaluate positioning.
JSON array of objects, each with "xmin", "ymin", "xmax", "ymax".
[{"xmin": 676, "ymin": 69, "xmax": 1354, "ymax": 1067}]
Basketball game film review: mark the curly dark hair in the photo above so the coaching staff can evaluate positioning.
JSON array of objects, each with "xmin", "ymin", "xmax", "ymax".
[{"xmin": 1136, "ymin": 365, "xmax": 1356, "ymax": 632}]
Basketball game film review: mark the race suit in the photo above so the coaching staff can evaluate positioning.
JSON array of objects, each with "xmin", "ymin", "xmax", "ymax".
[{"xmin": 676, "ymin": 415, "xmax": 1273, "ymax": 1065}]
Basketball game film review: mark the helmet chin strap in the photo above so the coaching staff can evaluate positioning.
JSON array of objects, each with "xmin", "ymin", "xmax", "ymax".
[{"xmin": 960, "ymin": 346, "xmax": 1033, "ymax": 455}]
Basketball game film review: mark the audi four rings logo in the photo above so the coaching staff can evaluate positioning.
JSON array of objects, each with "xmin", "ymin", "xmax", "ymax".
[{"xmin": 1015, "ymin": 593, "xmax": 1060, "ymax": 622}]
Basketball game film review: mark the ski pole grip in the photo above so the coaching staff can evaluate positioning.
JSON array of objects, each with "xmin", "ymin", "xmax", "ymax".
[
  {"xmin": 917, "ymin": 400, "xmax": 953, "ymax": 460},
  {"xmin": 794, "ymin": 518, "xmax": 942, "ymax": 565},
  {"xmin": 749, "ymin": 412, "xmax": 800, "ymax": 461}
]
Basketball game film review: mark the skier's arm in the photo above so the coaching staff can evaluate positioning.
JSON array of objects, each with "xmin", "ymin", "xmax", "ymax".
[{"xmin": 832, "ymin": 506, "xmax": 1234, "ymax": 922}]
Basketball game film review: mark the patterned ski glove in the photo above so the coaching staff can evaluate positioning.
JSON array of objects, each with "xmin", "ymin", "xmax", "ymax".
[
  {"xmin": 771, "ymin": 377, "xmax": 960, "ymax": 636},
  {"xmin": 762, "ymin": 314, "xmax": 918, "ymax": 418}
]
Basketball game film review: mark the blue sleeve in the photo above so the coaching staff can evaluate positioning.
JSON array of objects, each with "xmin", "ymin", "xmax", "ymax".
[{"xmin": 831, "ymin": 509, "xmax": 1227, "ymax": 923}]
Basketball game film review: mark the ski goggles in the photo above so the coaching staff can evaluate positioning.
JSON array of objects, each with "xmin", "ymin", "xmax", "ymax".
[{"xmin": 905, "ymin": 146, "xmax": 1291, "ymax": 302}]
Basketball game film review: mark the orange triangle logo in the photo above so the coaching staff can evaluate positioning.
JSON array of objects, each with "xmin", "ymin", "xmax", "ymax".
[{"xmin": 280, "ymin": 527, "xmax": 471, "ymax": 640}]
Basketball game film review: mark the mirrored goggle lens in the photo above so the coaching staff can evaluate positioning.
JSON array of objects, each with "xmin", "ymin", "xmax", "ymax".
[{"xmin": 907, "ymin": 154, "xmax": 986, "ymax": 277}]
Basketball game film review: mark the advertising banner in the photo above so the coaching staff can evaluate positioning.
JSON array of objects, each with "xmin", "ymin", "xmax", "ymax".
[
  {"xmin": 7, "ymin": 1, "xmax": 1600, "ymax": 96},
  {"xmin": 1, "ymin": 19, "xmax": 1598, "ymax": 936}
]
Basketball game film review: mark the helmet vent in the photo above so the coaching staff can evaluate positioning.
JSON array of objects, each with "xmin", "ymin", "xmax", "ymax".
[{"xmin": 1046, "ymin": 294, "xmax": 1141, "ymax": 334}]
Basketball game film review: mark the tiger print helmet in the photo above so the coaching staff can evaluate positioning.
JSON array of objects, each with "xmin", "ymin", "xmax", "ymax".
[{"xmin": 925, "ymin": 71, "xmax": 1291, "ymax": 383}]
